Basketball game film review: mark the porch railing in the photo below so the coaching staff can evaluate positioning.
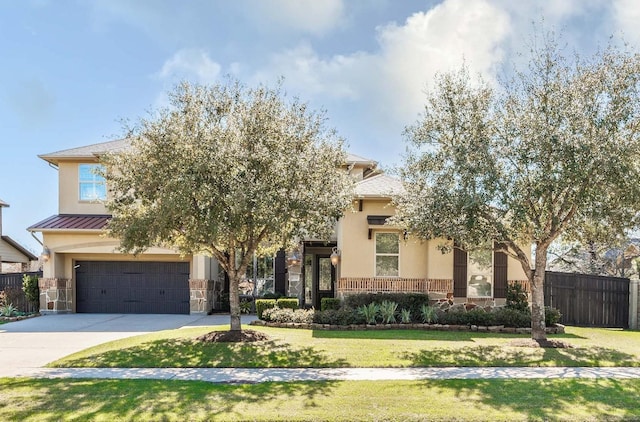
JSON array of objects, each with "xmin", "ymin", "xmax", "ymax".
[{"xmin": 337, "ymin": 277, "xmax": 453, "ymax": 294}]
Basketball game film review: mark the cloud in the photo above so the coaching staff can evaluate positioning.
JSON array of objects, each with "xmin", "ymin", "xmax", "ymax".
[
  {"xmin": 612, "ymin": 0, "xmax": 640, "ymax": 46},
  {"xmin": 254, "ymin": 0, "xmax": 345, "ymax": 36},
  {"xmin": 155, "ymin": 48, "xmax": 222, "ymax": 84},
  {"xmin": 255, "ymin": 0, "xmax": 510, "ymax": 125}
]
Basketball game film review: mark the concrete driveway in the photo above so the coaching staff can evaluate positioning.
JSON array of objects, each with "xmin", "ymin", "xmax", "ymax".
[{"xmin": 0, "ymin": 313, "xmax": 256, "ymax": 377}]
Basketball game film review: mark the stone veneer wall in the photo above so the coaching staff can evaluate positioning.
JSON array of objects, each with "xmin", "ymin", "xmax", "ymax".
[
  {"xmin": 189, "ymin": 279, "xmax": 215, "ymax": 313},
  {"xmin": 38, "ymin": 278, "xmax": 72, "ymax": 313}
]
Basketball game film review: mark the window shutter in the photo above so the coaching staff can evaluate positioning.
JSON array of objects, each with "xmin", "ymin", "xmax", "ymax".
[
  {"xmin": 274, "ymin": 249, "xmax": 287, "ymax": 295},
  {"xmin": 453, "ymin": 246, "xmax": 467, "ymax": 298},
  {"xmin": 493, "ymin": 243, "xmax": 508, "ymax": 298}
]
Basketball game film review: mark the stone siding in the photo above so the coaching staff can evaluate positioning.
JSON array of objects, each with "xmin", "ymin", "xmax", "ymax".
[
  {"xmin": 38, "ymin": 278, "xmax": 72, "ymax": 313},
  {"xmin": 189, "ymin": 279, "xmax": 215, "ymax": 314}
]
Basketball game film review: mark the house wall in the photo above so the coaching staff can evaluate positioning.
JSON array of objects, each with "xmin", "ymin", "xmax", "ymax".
[
  {"xmin": 0, "ymin": 238, "xmax": 31, "ymax": 263},
  {"xmin": 58, "ymin": 161, "xmax": 108, "ymax": 215}
]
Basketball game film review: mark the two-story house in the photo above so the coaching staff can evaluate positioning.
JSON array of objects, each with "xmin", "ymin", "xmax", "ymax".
[{"xmin": 29, "ymin": 140, "xmax": 531, "ymax": 314}]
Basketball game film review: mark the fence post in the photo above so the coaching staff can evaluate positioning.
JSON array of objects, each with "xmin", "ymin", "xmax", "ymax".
[{"xmin": 630, "ymin": 280, "xmax": 639, "ymax": 330}]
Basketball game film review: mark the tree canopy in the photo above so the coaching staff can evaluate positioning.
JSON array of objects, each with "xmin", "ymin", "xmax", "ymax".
[
  {"xmin": 102, "ymin": 79, "xmax": 354, "ymax": 331},
  {"xmin": 395, "ymin": 35, "xmax": 640, "ymax": 340}
]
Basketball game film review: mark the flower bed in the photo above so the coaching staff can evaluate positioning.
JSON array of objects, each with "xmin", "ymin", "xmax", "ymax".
[{"xmin": 0, "ymin": 312, "xmax": 41, "ymax": 323}]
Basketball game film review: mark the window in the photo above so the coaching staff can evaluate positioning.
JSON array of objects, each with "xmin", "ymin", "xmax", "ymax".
[
  {"xmin": 79, "ymin": 164, "xmax": 106, "ymax": 201},
  {"xmin": 467, "ymin": 246, "xmax": 493, "ymax": 297},
  {"xmin": 375, "ymin": 232, "xmax": 399, "ymax": 277}
]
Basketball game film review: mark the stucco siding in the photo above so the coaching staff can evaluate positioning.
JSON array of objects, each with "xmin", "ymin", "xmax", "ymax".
[{"xmin": 58, "ymin": 161, "xmax": 108, "ymax": 215}]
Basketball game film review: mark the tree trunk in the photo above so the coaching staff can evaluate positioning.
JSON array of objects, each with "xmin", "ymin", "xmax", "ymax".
[
  {"xmin": 530, "ymin": 243, "xmax": 548, "ymax": 341},
  {"xmin": 229, "ymin": 272, "xmax": 242, "ymax": 332}
]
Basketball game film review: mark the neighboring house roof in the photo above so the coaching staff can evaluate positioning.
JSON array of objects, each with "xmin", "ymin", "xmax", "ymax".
[
  {"xmin": 354, "ymin": 174, "xmax": 404, "ymax": 198},
  {"xmin": 346, "ymin": 153, "xmax": 377, "ymax": 167},
  {"xmin": 28, "ymin": 214, "xmax": 111, "ymax": 232},
  {"xmin": 39, "ymin": 139, "xmax": 131, "ymax": 165},
  {"xmin": 0, "ymin": 198, "xmax": 8, "ymax": 208},
  {"xmin": 0, "ymin": 235, "xmax": 38, "ymax": 262}
]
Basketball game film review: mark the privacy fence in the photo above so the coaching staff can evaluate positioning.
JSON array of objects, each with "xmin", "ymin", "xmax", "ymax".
[
  {"xmin": 544, "ymin": 271, "xmax": 630, "ymax": 328},
  {"xmin": 0, "ymin": 271, "xmax": 41, "ymax": 313}
]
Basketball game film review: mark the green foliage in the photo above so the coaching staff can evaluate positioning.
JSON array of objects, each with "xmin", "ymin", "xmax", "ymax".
[
  {"xmin": 0, "ymin": 303, "xmax": 17, "ymax": 317},
  {"xmin": 358, "ymin": 303, "xmax": 380, "ymax": 325},
  {"xmin": 313, "ymin": 309, "xmax": 365, "ymax": 326},
  {"xmin": 261, "ymin": 292, "xmax": 283, "ymax": 299},
  {"xmin": 461, "ymin": 308, "xmax": 496, "ymax": 326},
  {"xmin": 22, "ymin": 274, "xmax": 40, "ymax": 305},
  {"xmin": 490, "ymin": 308, "xmax": 531, "ymax": 328},
  {"xmin": 379, "ymin": 300, "xmax": 398, "ymax": 324},
  {"xmin": 345, "ymin": 293, "xmax": 429, "ymax": 319},
  {"xmin": 400, "ymin": 308, "xmax": 412, "ymax": 324},
  {"xmin": 276, "ymin": 298, "xmax": 299, "ymax": 310},
  {"xmin": 239, "ymin": 298, "xmax": 253, "ymax": 314},
  {"xmin": 420, "ymin": 304, "xmax": 439, "ymax": 324},
  {"xmin": 545, "ymin": 306, "xmax": 562, "ymax": 326},
  {"xmin": 255, "ymin": 299, "xmax": 277, "ymax": 319},
  {"xmin": 261, "ymin": 307, "xmax": 314, "ymax": 324},
  {"xmin": 321, "ymin": 297, "xmax": 342, "ymax": 311},
  {"xmin": 506, "ymin": 282, "xmax": 529, "ymax": 312}
]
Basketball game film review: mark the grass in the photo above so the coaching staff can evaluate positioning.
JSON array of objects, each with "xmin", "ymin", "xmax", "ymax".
[
  {"xmin": 50, "ymin": 325, "xmax": 640, "ymax": 368},
  {"xmin": 1, "ymin": 377, "xmax": 640, "ymax": 421}
]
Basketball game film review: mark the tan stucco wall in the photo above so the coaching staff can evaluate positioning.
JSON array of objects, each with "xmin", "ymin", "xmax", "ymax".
[{"xmin": 58, "ymin": 161, "xmax": 108, "ymax": 215}]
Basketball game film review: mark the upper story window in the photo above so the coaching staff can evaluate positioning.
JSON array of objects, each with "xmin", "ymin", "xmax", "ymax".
[
  {"xmin": 375, "ymin": 232, "xmax": 399, "ymax": 277},
  {"xmin": 79, "ymin": 164, "xmax": 106, "ymax": 201}
]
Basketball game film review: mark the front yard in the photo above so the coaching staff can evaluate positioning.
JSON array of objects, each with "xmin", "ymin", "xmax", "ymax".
[{"xmin": 50, "ymin": 325, "xmax": 640, "ymax": 368}]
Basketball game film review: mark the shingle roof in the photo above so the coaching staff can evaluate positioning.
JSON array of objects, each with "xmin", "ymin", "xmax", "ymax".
[
  {"xmin": 0, "ymin": 198, "xmax": 8, "ymax": 207},
  {"xmin": 28, "ymin": 214, "xmax": 111, "ymax": 232},
  {"xmin": 38, "ymin": 139, "xmax": 131, "ymax": 165},
  {"xmin": 354, "ymin": 174, "xmax": 404, "ymax": 198},
  {"xmin": 346, "ymin": 153, "xmax": 377, "ymax": 166}
]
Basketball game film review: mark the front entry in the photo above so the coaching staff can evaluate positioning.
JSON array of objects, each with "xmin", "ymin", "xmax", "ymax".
[{"xmin": 314, "ymin": 255, "xmax": 335, "ymax": 309}]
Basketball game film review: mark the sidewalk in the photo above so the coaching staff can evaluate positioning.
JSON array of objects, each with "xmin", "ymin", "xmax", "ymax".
[{"xmin": 11, "ymin": 367, "xmax": 640, "ymax": 383}]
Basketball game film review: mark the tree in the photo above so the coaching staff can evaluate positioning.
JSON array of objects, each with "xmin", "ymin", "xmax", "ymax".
[
  {"xmin": 102, "ymin": 80, "xmax": 354, "ymax": 332},
  {"xmin": 395, "ymin": 34, "xmax": 640, "ymax": 341}
]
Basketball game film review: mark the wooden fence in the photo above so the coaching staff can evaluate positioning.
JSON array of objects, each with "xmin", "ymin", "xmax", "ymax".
[
  {"xmin": 0, "ymin": 271, "xmax": 41, "ymax": 313},
  {"xmin": 544, "ymin": 271, "xmax": 629, "ymax": 328}
]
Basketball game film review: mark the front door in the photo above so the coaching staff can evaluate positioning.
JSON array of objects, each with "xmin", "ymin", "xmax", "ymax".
[{"xmin": 314, "ymin": 255, "xmax": 335, "ymax": 309}]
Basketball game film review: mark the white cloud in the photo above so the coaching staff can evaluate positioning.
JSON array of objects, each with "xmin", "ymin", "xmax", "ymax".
[
  {"xmin": 156, "ymin": 48, "xmax": 222, "ymax": 84},
  {"xmin": 612, "ymin": 0, "xmax": 640, "ymax": 46},
  {"xmin": 254, "ymin": 0, "xmax": 345, "ymax": 36}
]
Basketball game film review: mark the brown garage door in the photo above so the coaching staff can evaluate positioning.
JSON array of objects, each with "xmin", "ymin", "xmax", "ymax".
[{"xmin": 76, "ymin": 261, "xmax": 190, "ymax": 314}]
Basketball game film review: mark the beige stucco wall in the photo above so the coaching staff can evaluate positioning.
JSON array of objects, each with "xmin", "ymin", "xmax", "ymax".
[{"xmin": 58, "ymin": 161, "xmax": 108, "ymax": 215}]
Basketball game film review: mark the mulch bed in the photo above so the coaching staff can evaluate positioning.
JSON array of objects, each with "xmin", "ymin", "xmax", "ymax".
[
  {"xmin": 197, "ymin": 329, "xmax": 271, "ymax": 343},
  {"xmin": 508, "ymin": 338, "xmax": 574, "ymax": 349}
]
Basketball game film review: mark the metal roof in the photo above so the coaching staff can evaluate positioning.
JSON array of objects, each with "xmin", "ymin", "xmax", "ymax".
[{"xmin": 28, "ymin": 214, "xmax": 111, "ymax": 232}]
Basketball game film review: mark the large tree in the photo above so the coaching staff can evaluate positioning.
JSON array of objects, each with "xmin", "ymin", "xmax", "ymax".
[
  {"xmin": 102, "ymin": 80, "xmax": 353, "ymax": 332},
  {"xmin": 395, "ymin": 36, "xmax": 640, "ymax": 341}
]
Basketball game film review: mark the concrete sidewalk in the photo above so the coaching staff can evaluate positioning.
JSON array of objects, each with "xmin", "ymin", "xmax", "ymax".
[{"xmin": 10, "ymin": 367, "xmax": 640, "ymax": 383}]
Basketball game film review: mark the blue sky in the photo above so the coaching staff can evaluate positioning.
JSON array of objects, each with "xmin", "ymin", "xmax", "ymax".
[{"xmin": 1, "ymin": 0, "xmax": 639, "ymax": 253}]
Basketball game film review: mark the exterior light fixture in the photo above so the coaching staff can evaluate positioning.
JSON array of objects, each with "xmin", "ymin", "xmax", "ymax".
[
  {"xmin": 330, "ymin": 246, "xmax": 341, "ymax": 267},
  {"xmin": 41, "ymin": 246, "xmax": 51, "ymax": 262},
  {"xmin": 287, "ymin": 250, "xmax": 301, "ymax": 266}
]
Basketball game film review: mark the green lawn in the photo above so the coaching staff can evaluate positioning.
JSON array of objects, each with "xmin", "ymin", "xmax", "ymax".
[
  {"xmin": 1, "ymin": 377, "xmax": 639, "ymax": 421},
  {"xmin": 50, "ymin": 325, "xmax": 640, "ymax": 368}
]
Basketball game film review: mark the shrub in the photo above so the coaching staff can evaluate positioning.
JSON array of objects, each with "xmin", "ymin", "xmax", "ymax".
[
  {"xmin": 462, "ymin": 308, "xmax": 496, "ymax": 326},
  {"xmin": 256, "ymin": 299, "xmax": 277, "ymax": 319},
  {"xmin": 545, "ymin": 306, "xmax": 562, "ymax": 325},
  {"xmin": 321, "ymin": 297, "xmax": 341, "ymax": 311},
  {"xmin": 22, "ymin": 274, "xmax": 40, "ymax": 306},
  {"xmin": 261, "ymin": 292, "xmax": 283, "ymax": 299},
  {"xmin": 313, "ymin": 308, "xmax": 365, "ymax": 325},
  {"xmin": 379, "ymin": 300, "xmax": 398, "ymax": 324},
  {"xmin": 0, "ymin": 303, "xmax": 17, "ymax": 317},
  {"xmin": 358, "ymin": 303, "xmax": 380, "ymax": 325},
  {"xmin": 492, "ymin": 307, "xmax": 531, "ymax": 328},
  {"xmin": 240, "ymin": 298, "xmax": 253, "ymax": 314},
  {"xmin": 262, "ymin": 307, "xmax": 314, "ymax": 324},
  {"xmin": 400, "ymin": 308, "xmax": 412, "ymax": 324},
  {"xmin": 438, "ymin": 308, "xmax": 467, "ymax": 325},
  {"xmin": 506, "ymin": 282, "xmax": 529, "ymax": 312},
  {"xmin": 420, "ymin": 304, "xmax": 439, "ymax": 324},
  {"xmin": 344, "ymin": 293, "xmax": 429, "ymax": 320},
  {"xmin": 276, "ymin": 298, "xmax": 299, "ymax": 310}
]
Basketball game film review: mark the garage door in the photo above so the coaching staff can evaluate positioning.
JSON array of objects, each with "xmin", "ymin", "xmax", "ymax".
[{"xmin": 76, "ymin": 261, "xmax": 190, "ymax": 314}]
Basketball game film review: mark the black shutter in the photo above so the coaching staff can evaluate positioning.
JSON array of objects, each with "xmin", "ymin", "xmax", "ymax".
[
  {"xmin": 453, "ymin": 246, "xmax": 467, "ymax": 298},
  {"xmin": 274, "ymin": 249, "xmax": 287, "ymax": 295},
  {"xmin": 493, "ymin": 243, "xmax": 508, "ymax": 298}
]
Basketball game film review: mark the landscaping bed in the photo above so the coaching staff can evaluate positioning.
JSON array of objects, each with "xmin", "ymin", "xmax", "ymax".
[{"xmin": 0, "ymin": 312, "xmax": 40, "ymax": 323}]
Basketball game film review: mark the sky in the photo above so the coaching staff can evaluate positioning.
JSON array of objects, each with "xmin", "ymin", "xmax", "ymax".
[{"xmin": 1, "ymin": 0, "xmax": 639, "ymax": 253}]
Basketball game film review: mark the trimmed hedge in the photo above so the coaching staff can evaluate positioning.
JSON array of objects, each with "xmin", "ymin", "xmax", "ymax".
[
  {"xmin": 320, "ymin": 297, "xmax": 341, "ymax": 311},
  {"xmin": 344, "ymin": 293, "xmax": 429, "ymax": 318},
  {"xmin": 276, "ymin": 298, "xmax": 299, "ymax": 310},
  {"xmin": 255, "ymin": 299, "xmax": 276, "ymax": 319}
]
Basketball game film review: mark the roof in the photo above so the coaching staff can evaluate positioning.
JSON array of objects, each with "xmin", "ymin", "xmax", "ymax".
[
  {"xmin": 28, "ymin": 214, "xmax": 111, "ymax": 232},
  {"xmin": 38, "ymin": 139, "xmax": 131, "ymax": 165},
  {"xmin": 0, "ymin": 198, "xmax": 8, "ymax": 207},
  {"xmin": 354, "ymin": 174, "xmax": 404, "ymax": 198},
  {"xmin": 346, "ymin": 153, "xmax": 377, "ymax": 167},
  {"xmin": 0, "ymin": 235, "xmax": 38, "ymax": 261}
]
